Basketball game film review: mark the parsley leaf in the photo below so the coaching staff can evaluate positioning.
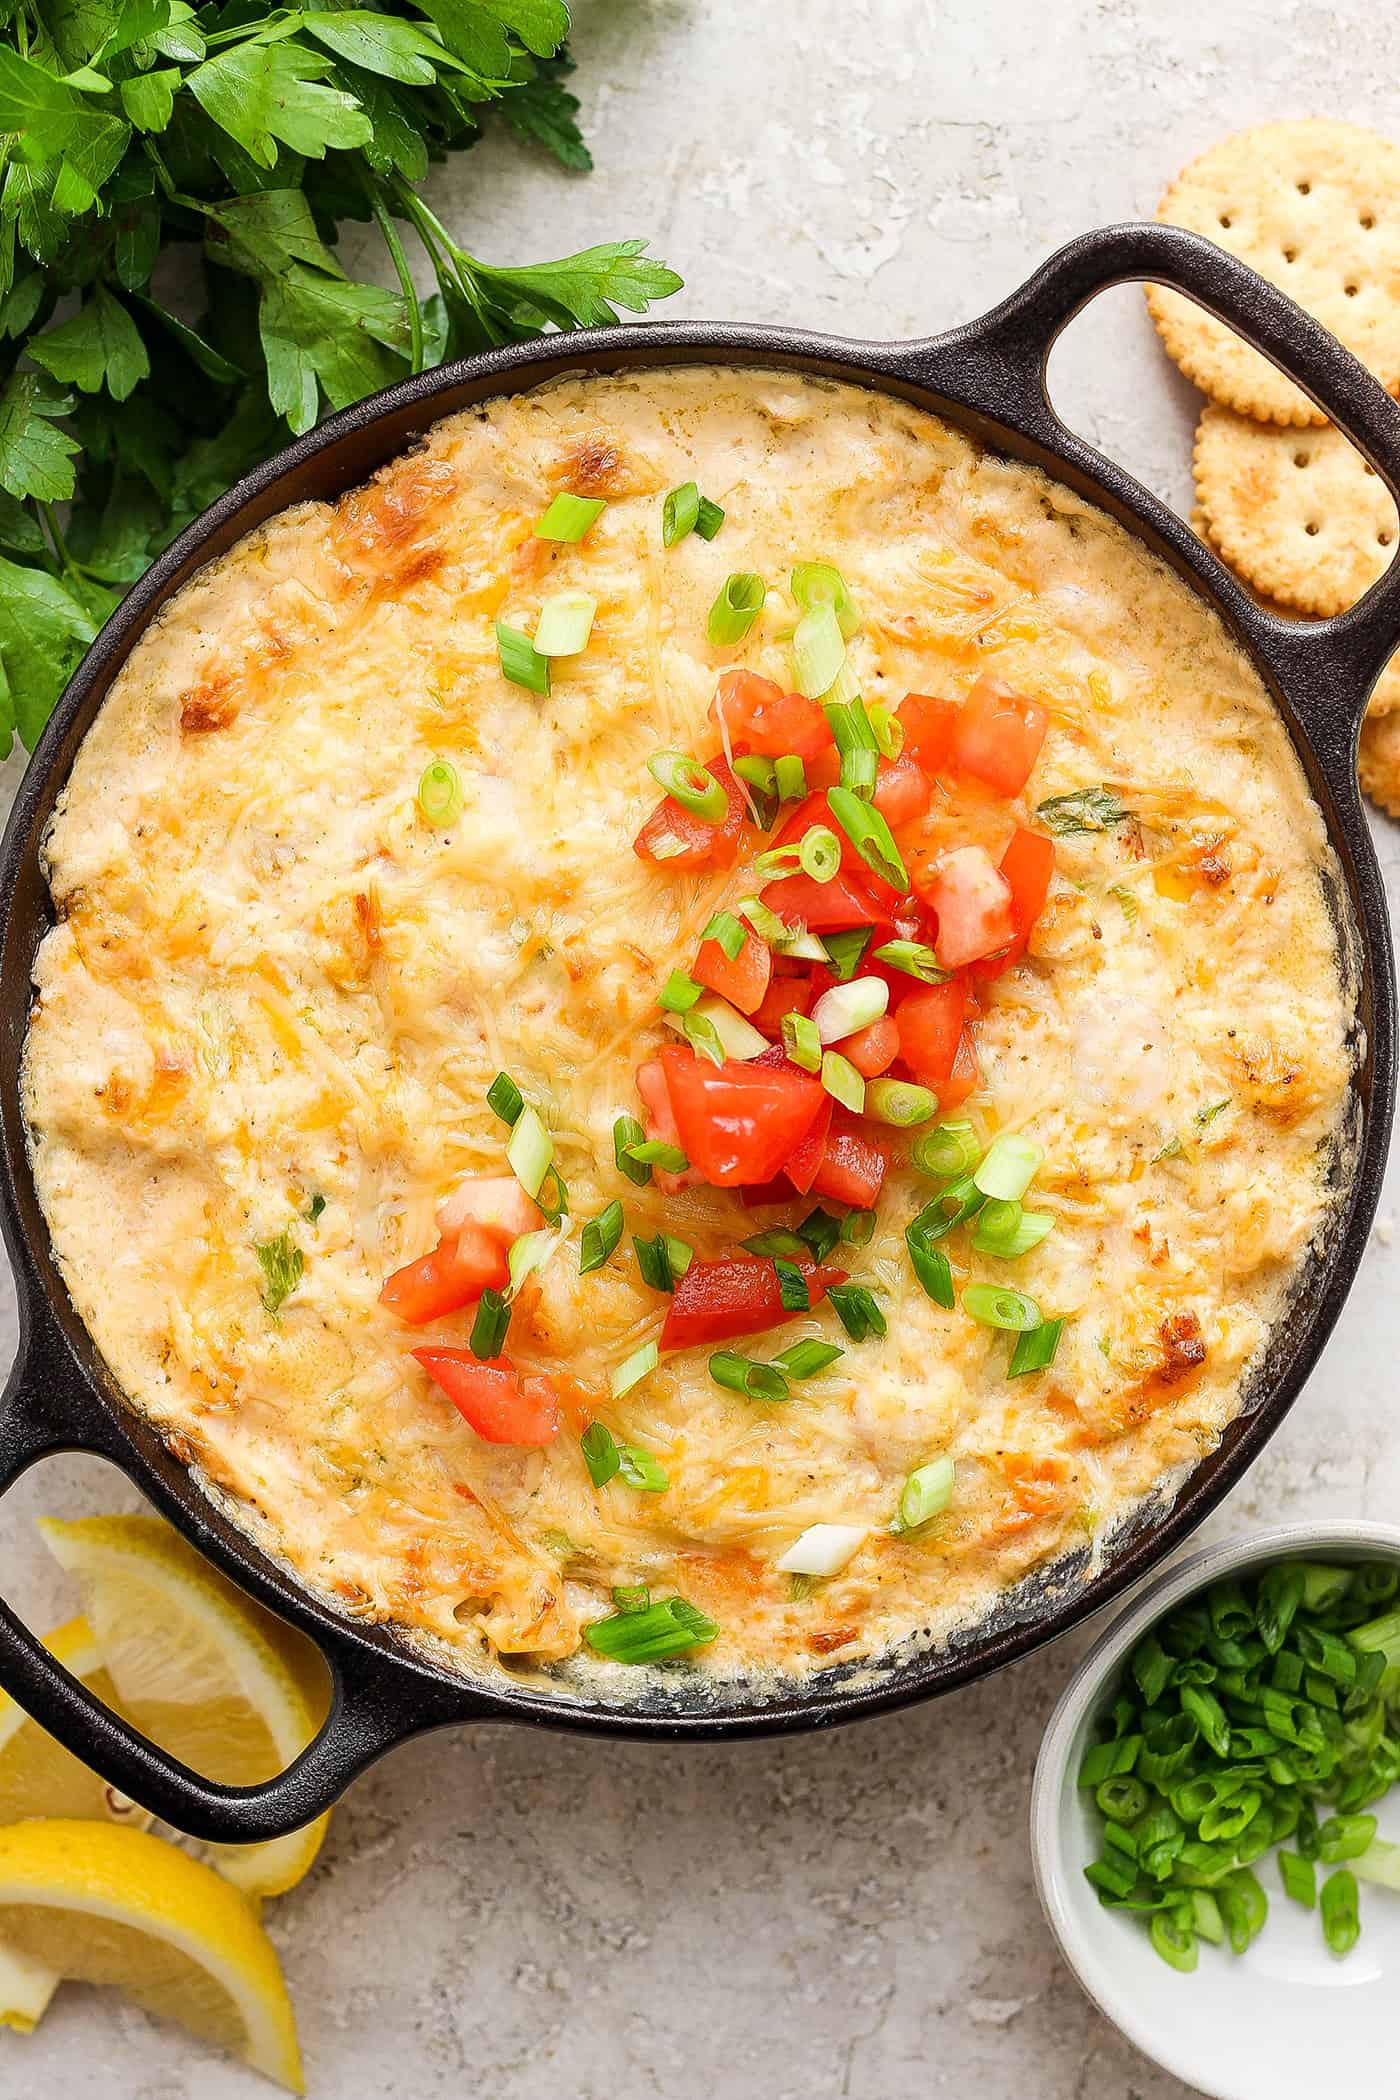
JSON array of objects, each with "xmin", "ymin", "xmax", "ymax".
[
  {"xmin": 255, "ymin": 1231, "xmax": 304, "ymax": 1316},
  {"xmin": 0, "ymin": 370, "xmax": 81, "ymax": 502},
  {"xmin": 188, "ymin": 41, "xmax": 373, "ymax": 169},
  {"xmin": 505, "ymin": 54, "xmax": 591, "ymax": 171},
  {"xmin": 1035, "ymin": 785, "xmax": 1132, "ymax": 835},
  {"xmin": 257, "ymin": 268, "xmax": 408, "ymax": 433},
  {"xmin": 0, "ymin": 553, "xmax": 100, "ymax": 748},
  {"xmin": 30, "ymin": 284, "xmax": 150, "ymax": 400}
]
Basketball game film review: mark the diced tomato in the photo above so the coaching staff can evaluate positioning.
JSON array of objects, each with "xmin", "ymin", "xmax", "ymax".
[
  {"xmin": 711, "ymin": 670, "xmax": 834, "ymax": 760},
  {"xmin": 917, "ymin": 844, "xmax": 1016, "ymax": 967},
  {"xmin": 693, "ymin": 925, "xmax": 772, "ymax": 1015},
  {"xmin": 760, "ymin": 869, "xmax": 893, "ymax": 936},
  {"xmin": 803, "ymin": 746, "xmax": 841, "ymax": 789},
  {"xmin": 659, "ymin": 1044, "xmax": 824, "ymax": 1186},
  {"xmin": 751, "ymin": 971, "xmax": 814, "ymax": 1039},
  {"xmin": 635, "ymin": 1056, "xmax": 701, "ymax": 1192},
  {"xmin": 412, "ymin": 1350, "xmax": 562, "ymax": 1446},
  {"xmin": 773, "ymin": 792, "xmax": 902, "ymax": 915},
  {"xmin": 380, "ymin": 1225, "xmax": 508, "ymax": 1326},
  {"xmin": 841, "ymin": 1013, "xmax": 900, "ymax": 1078},
  {"xmin": 898, "ymin": 693, "xmax": 961, "ymax": 774},
  {"xmin": 740, "ymin": 1174, "xmax": 796, "ymax": 1207},
  {"xmin": 940, "ymin": 1027, "xmax": 981, "ymax": 1108},
  {"xmin": 634, "ymin": 753, "xmax": 749, "ymax": 870},
  {"xmin": 1001, "ymin": 826, "xmax": 1055, "ymax": 935},
  {"xmin": 784, "ymin": 1094, "xmax": 833, "ymax": 1195},
  {"xmin": 896, "ymin": 979, "xmax": 967, "ymax": 1086},
  {"xmin": 435, "ymin": 1175, "xmax": 541, "ymax": 1245},
  {"xmin": 809, "ymin": 1108, "xmax": 887, "ymax": 1208},
  {"xmin": 660, "ymin": 1255, "xmax": 847, "ymax": 1350},
  {"xmin": 872, "ymin": 753, "xmax": 932, "ymax": 829},
  {"xmin": 950, "ymin": 675, "xmax": 1048, "ymax": 798}
]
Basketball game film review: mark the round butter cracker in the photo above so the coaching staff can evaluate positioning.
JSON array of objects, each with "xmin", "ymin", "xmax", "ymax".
[
  {"xmin": 1193, "ymin": 402, "xmax": 1398, "ymax": 615},
  {"xmin": 1149, "ymin": 121, "xmax": 1400, "ymax": 426}
]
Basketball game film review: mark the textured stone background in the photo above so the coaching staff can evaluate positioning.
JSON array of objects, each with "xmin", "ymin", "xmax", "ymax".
[{"xmin": 3, "ymin": 2, "xmax": 1400, "ymax": 2093}]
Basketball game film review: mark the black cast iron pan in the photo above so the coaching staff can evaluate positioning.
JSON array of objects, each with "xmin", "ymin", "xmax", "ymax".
[{"xmin": 0, "ymin": 221, "xmax": 1395, "ymax": 1845}]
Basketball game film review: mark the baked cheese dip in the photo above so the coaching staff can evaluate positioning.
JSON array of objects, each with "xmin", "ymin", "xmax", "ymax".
[{"xmin": 22, "ymin": 368, "xmax": 1355, "ymax": 1691}]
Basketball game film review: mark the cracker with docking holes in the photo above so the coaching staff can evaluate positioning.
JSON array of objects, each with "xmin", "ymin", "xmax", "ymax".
[
  {"xmin": 1148, "ymin": 121, "xmax": 1400, "ymax": 426},
  {"xmin": 1193, "ymin": 402, "xmax": 1398, "ymax": 616}
]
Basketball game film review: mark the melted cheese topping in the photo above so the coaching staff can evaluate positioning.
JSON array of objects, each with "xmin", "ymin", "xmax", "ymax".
[{"xmin": 22, "ymin": 369, "xmax": 1354, "ymax": 1695}]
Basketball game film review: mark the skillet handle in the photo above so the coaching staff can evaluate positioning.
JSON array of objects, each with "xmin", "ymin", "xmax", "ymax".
[
  {"xmin": 902, "ymin": 220, "xmax": 1400, "ymax": 727},
  {"xmin": 0, "ymin": 1334, "xmax": 483, "ymax": 1843}
]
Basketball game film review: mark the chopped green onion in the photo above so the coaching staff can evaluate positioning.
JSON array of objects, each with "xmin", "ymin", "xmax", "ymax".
[
  {"xmin": 867, "ymin": 701, "xmax": 903, "ymax": 759},
  {"xmin": 681, "ymin": 1009, "xmax": 724, "ymax": 1066},
  {"xmin": 695, "ymin": 496, "xmax": 725, "ymax": 540},
  {"xmin": 584, "ymin": 1596, "xmax": 718, "ymax": 1662},
  {"xmin": 841, "ymin": 746, "xmax": 878, "ymax": 798},
  {"xmin": 796, "ymin": 1207, "xmax": 843, "ymax": 1262},
  {"xmin": 707, "ymin": 571, "xmax": 766, "ymax": 646},
  {"xmin": 791, "ymin": 561, "xmax": 860, "ymax": 638},
  {"xmin": 892, "ymin": 1456, "xmax": 955, "ymax": 1533},
  {"xmin": 866, "ymin": 1079, "xmax": 938, "ymax": 1128},
  {"xmin": 617, "ymin": 1442, "xmax": 669, "ymax": 1491},
  {"xmin": 614, "ymin": 1113, "xmax": 651, "ymax": 1187},
  {"xmin": 610, "ymin": 1341, "xmax": 658, "ymax": 1400},
  {"xmin": 1279, "ymin": 1850, "xmax": 1317, "ymax": 1908},
  {"xmin": 821, "ymin": 1049, "xmax": 865, "ymax": 1114},
  {"xmin": 799, "ymin": 826, "xmax": 842, "ymax": 882},
  {"xmin": 507, "ymin": 1105, "xmax": 554, "ymax": 1200},
  {"xmin": 634, "ymin": 1232, "xmax": 690, "ymax": 1292},
  {"xmin": 905, "ymin": 1227, "xmax": 954, "ymax": 1309},
  {"xmin": 612, "ymin": 1583, "xmax": 650, "ymax": 1614},
  {"xmin": 771, "ymin": 1339, "xmax": 845, "ymax": 1378},
  {"xmin": 733, "ymin": 754, "xmax": 778, "ymax": 807},
  {"xmin": 929, "ymin": 1174, "xmax": 986, "ymax": 1232},
  {"xmin": 826, "ymin": 786, "xmax": 908, "ymax": 892},
  {"xmin": 662, "ymin": 481, "xmax": 700, "ymax": 546},
  {"xmin": 659, "ymin": 970, "xmax": 703, "ymax": 1014},
  {"xmin": 826, "ymin": 1283, "xmax": 885, "ymax": 1342},
  {"xmin": 579, "ymin": 1200, "xmax": 624, "ymax": 1275},
  {"xmin": 648, "ymin": 751, "xmax": 727, "ymax": 822},
  {"xmin": 709, "ymin": 1350, "xmax": 790, "ymax": 1402},
  {"xmin": 665, "ymin": 1234, "xmax": 694, "ymax": 1280},
  {"xmin": 971, "ymin": 1199, "xmax": 1056, "ymax": 1259},
  {"xmin": 1008, "ymin": 1318, "xmax": 1065, "ymax": 1376},
  {"xmin": 1149, "ymin": 1910, "xmax": 1198, "ymax": 1974},
  {"xmin": 624, "ymin": 1139, "xmax": 688, "ymax": 1173},
  {"xmin": 773, "ymin": 1258, "xmax": 810, "ymax": 1311},
  {"xmin": 840, "ymin": 1208, "xmax": 876, "ymax": 1246},
  {"xmin": 782, "ymin": 1011, "xmax": 822, "ymax": 1072},
  {"xmin": 304, "ymin": 1193, "xmax": 326, "ymax": 1224},
  {"xmin": 416, "ymin": 760, "xmax": 463, "ymax": 828},
  {"xmin": 1354, "ymin": 1840, "xmax": 1400, "ymax": 1891},
  {"xmin": 821, "ymin": 927, "xmax": 874, "ymax": 981},
  {"xmin": 581, "ymin": 1422, "xmax": 621, "ymax": 1487},
  {"xmin": 776, "ymin": 1523, "xmax": 866, "ymax": 1577},
  {"xmin": 872, "ymin": 939, "xmax": 949, "ymax": 985},
  {"xmin": 469, "ymin": 1287, "xmax": 510, "ymax": 1359},
  {"xmin": 823, "ymin": 696, "xmax": 879, "ymax": 758},
  {"xmin": 964, "ymin": 1282, "xmax": 1042, "ymax": 1332},
  {"xmin": 1319, "ymin": 1814, "xmax": 1378, "ymax": 1864},
  {"xmin": 534, "ymin": 589, "xmax": 597, "ymax": 657},
  {"xmin": 775, "ymin": 753, "xmax": 807, "ymax": 802},
  {"xmin": 667, "ymin": 993, "xmax": 768, "ymax": 1062},
  {"xmin": 812, "ymin": 975, "xmax": 887, "ymax": 1045},
  {"xmin": 535, "ymin": 491, "xmax": 606, "ymax": 541},
  {"xmin": 792, "ymin": 604, "xmax": 846, "ymax": 700},
  {"xmin": 487, "ymin": 1071, "xmax": 525, "ymax": 1126},
  {"xmin": 911, "ymin": 1120, "xmax": 979, "ymax": 1179},
  {"xmin": 700, "ymin": 909, "xmax": 747, "ymax": 961},
  {"xmin": 739, "ymin": 897, "xmax": 823, "ymax": 956},
  {"xmin": 496, "ymin": 620, "xmax": 551, "ymax": 695},
  {"xmin": 1321, "ymin": 1868, "xmax": 1360, "ymax": 1955},
  {"xmin": 973, "ymin": 1130, "xmax": 1045, "ymax": 1202},
  {"xmin": 753, "ymin": 843, "xmax": 806, "ymax": 881},
  {"xmin": 507, "ymin": 1227, "xmax": 555, "ymax": 1297},
  {"xmin": 742, "ymin": 1227, "xmax": 808, "ymax": 1258}
]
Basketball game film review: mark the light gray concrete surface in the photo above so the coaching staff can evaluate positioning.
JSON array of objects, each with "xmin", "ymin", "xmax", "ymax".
[{"xmin": 3, "ymin": 2, "xmax": 1400, "ymax": 2093}]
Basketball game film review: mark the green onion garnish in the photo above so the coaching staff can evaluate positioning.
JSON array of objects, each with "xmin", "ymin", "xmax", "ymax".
[
  {"xmin": 617, "ymin": 1442, "xmax": 669, "ymax": 1491},
  {"xmin": 865, "ymin": 1079, "xmax": 938, "ymax": 1128},
  {"xmin": 742, "ymin": 1228, "xmax": 808, "ymax": 1258},
  {"xmin": 681, "ymin": 1009, "xmax": 725, "ymax": 1067},
  {"xmin": 840, "ymin": 1208, "xmax": 876, "ymax": 1246},
  {"xmin": 771, "ymin": 1339, "xmax": 845, "ymax": 1378},
  {"xmin": 535, "ymin": 491, "xmax": 606, "ymax": 541},
  {"xmin": 1321, "ymin": 1869, "xmax": 1361, "ymax": 1955},
  {"xmin": 709, "ymin": 1350, "xmax": 790, "ymax": 1402},
  {"xmin": 821, "ymin": 1049, "xmax": 865, "ymax": 1114},
  {"xmin": 738, "ymin": 895, "xmax": 801, "ymax": 948},
  {"xmin": 791, "ymin": 561, "xmax": 860, "ymax": 637},
  {"xmin": 753, "ymin": 843, "xmax": 805, "ymax": 881},
  {"xmin": 610, "ymin": 1340, "xmax": 658, "ymax": 1400},
  {"xmin": 812, "ymin": 976, "xmax": 887, "ymax": 1045},
  {"xmin": 773, "ymin": 1257, "xmax": 810, "ymax": 1311},
  {"xmin": 905, "ymin": 1224, "xmax": 954, "ymax": 1309},
  {"xmin": 798, "ymin": 826, "xmax": 841, "ymax": 883},
  {"xmin": 507, "ymin": 1227, "xmax": 555, "ymax": 1298},
  {"xmin": 821, "ymin": 927, "xmax": 874, "ymax": 982},
  {"xmin": 674, "ymin": 993, "xmax": 768, "ymax": 1062},
  {"xmin": 973, "ymin": 1130, "xmax": 1045, "ymax": 1202},
  {"xmin": 534, "ymin": 588, "xmax": 597, "ymax": 657},
  {"xmin": 581, "ymin": 1421, "xmax": 621, "ymax": 1487},
  {"xmin": 826, "ymin": 786, "xmax": 908, "ymax": 892},
  {"xmin": 782, "ymin": 1011, "xmax": 822, "ymax": 1072},
  {"xmin": 612, "ymin": 1583, "xmax": 650, "ymax": 1614},
  {"xmin": 872, "ymin": 939, "xmax": 949, "ymax": 985},
  {"xmin": 707, "ymin": 571, "xmax": 765, "ymax": 646},
  {"xmin": 792, "ymin": 603, "xmax": 845, "ymax": 700},
  {"xmin": 824, "ymin": 696, "xmax": 879, "ymax": 760},
  {"xmin": 648, "ymin": 751, "xmax": 727, "ymax": 821},
  {"xmin": 624, "ymin": 1139, "xmax": 689, "ymax": 1174},
  {"xmin": 416, "ymin": 759, "xmax": 463, "ymax": 828},
  {"xmin": 496, "ymin": 620, "xmax": 551, "ymax": 695},
  {"xmin": 841, "ymin": 746, "xmax": 878, "ymax": 798},
  {"xmin": 971, "ymin": 1199, "xmax": 1056, "ymax": 1259},
  {"xmin": 1279, "ymin": 1851, "xmax": 1317, "ymax": 1908},
  {"xmin": 633, "ymin": 1233, "xmax": 673, "ymax": 1291},
  {"xmin": 963, "ymin": 1282, "xmax": 1042, "ymax": 1332},
  {"xmin": 1008, "ymin": 1317, "xmax": 1064, "ymax": 1377},
  {"xmin": 826, "ymin": 1283, "xmax": 886, "ymax": 1342},
  {"xmin": 614, "ymin": 1113, "xmax": 651, "ymax": 1187},
  {"xmin": 666, "ymin": 1235, "xmax": 694, "ymax": 1279},
  {"xmin": 734, "ymin": 753, "xmax": 778, "ymax": 803},
  {"xmin": 867, "ymin": 701, "xmax": 903, "ymax": 759},
  {"xmin": 487, "ymin": 1071, "xmax": 525, "ymax": 1127},
  {"xmin": 507, "ymin": 1105, "xmax": 554, "ymax": 1201},
  {"xmin": 700, "ymin": 909, "xmax": 747, "ymax": 960},
  {"xmin": 659, "ymin": 970, "xmax": 703, "ymax": 1014},
  {"xmin": 911, "ymin": 1121, "xmax": 979, "ymax": 1179},
  {"xmin": 891, "ymin": 1456, "xmax": 955, "ymax": 1534},
  {"xmin": 469, "ymin": 1286, "xmax": 510, "ymax": 1359},
  {"xmin": 662, "ymin": 481, "xmax": 700, "ymax": 546},
  {"xmin": 695, "ymin": 496, "xmax": 725, "ymax": 540},
  {"xmin": 579, "ymin": 1200, "xmax": 624, "ymax": 1274},
  {"xmin": 584, "ymin": 1596, "xmax": 719, "ymax": 1662},
  {"xmin": 797, "ymin": 1207, "xmax": 842, "ymax": 1262},
  {"xmin": 775, "ymin": 753, "xmax": 807, "ymax": 802}
]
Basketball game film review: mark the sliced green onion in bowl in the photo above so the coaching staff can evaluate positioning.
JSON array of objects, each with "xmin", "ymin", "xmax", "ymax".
[
  {"xmin": 584, "ymin": 1595, "xmax": 718, "ymax": 1662},
  {"xmin": 771, "ymin": 1339, "xmax": 845, "ymax": 1378},
  {"xmin": 775, "ymin": 753, "xmax": 807, "ymax": 802},
  {"xmin": 798, "ymin": 825, "xmax": 842, "ymax": 882},
  {"xmin": 872, "ymin": 939, "xmax": 949, "ymax": 985},
  {"xmin": 892, "ymin": 1456, "xmax": 955, "ymax": 1533},
  {"xmin": 973, "ymin": 1130, "xmax": 1045, "ymax": 1201},
  {"xmin": 535, "ymin": 491, "xmax": 605, "ymax": 541},
  {"xmin": 812, "ymin": 974, "xmax": 887, "ymax": 1045},
  {"xmin": 964, "ymin": 1282, "xmax": 1042, "ymax": 1332},
  {"xmin": 534, "ymin": 588, "xmax": 597, "ymax": 657},
  {"xmin": 971, "ymin": 1198, "xmax": 1056, "ymax": 1259},
  {"xmin": 507, "ymin": 1105, "xmax": 554, "ymax": 1200},
  {"xmin": 782, "ymin": 1011, "xmax": 822, "ymax": 1072},
  {"xmin": 579, "ymin": 1200, "xmax": 624, "ymax": 1274},
  {"xmin": 911, "ymin": 1120, "xmax": 979, "ymax": 1179},
  {"xmin": 416, "ymin": 759, "xmax": 463, "ymax": 828},
  {"xmin": 648, "ymin": 750, "xmax": 727, "ymax": 821},
  {"xmin": 700, "ymin": 909, "xmax": 747, "ymax": 960},
  {"xmin": 659, "ymin": 970, "xmax": 703, "ymax": 1014},
  {"xmin": 775, "ymin": 1523, "xmax": 866, "ymax": 1577},
  {"xmin": 791, "ymin": 561, "xmax": 860, "ymax": 637},
  {"xmin": 792, "ymin": 603, "xmax": 846, "ymax": 699},
  {"xmin": 826, "ymin": 786, "xmax": 908, "ymax": 892},
  {"xmin": 709, "ymin": 1350, "xmax": 789, "ymax": 1402},
  {"xmin": 707, "ymin": 571, "xmax": 766, "ymax": 646},
  {"xmin": 496, "ymin": 621, "xmax": 551, "ymax": 695},
  {"xmin": 610, "ymin": 1340, "xmax": 658, "ymax": 1400},
  {"xmin": 821, "ymin": 1049, "xmax": 865, "ymax": 1114},
  {"xmin": 866, "ymin": 1078, "xmax": 938, "ymax": 1128},
  {"xmin": 662, "ymin": 481, "xmax": 700, "ymax": 546}
]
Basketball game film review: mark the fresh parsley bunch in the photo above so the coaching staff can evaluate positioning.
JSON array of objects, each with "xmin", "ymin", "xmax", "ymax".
[{"xmin": 0, "ymin": 0, "xmax": 682, "ymax": 754}]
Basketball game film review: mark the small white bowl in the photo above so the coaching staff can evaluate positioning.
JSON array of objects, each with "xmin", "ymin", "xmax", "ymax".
[{"xmin": 1031, "ymin": 1520, "xmax": 1400, "ymax": 2100}]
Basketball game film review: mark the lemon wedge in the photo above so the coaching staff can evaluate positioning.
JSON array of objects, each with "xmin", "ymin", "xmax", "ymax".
[
  {"xmin": 39, "ymin": 1515, "xmax": 331, "ymax": 1898},
  {"xmin": 0, "ymin": 1615, "xmax": 151, "ymax": 1833},
  {"xmin": 0, "ymin": 1819, "xmax": 303, "ymax": 2087}
]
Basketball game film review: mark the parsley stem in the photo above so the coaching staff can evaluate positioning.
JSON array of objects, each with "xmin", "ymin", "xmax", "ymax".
[
  {"xmin": 372, "ymin": 194, "xmax": 424, "ymax": 376},
  {"xmin": 391, "ymin": 181, "xmax": 504, "ymax": 347}
]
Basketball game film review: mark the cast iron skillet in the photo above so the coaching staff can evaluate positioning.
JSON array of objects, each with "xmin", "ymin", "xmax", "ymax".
[{"xmin": 0, "ymin": 222, "xmax": 1396, "ymax": 1845}]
